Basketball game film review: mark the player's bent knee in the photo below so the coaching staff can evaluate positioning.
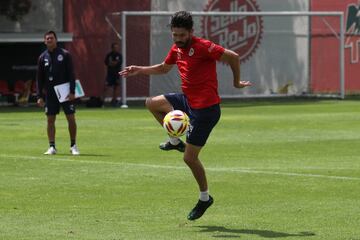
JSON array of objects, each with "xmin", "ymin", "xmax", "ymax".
[
  {"xmin": 145, "ymin": 97, "xmax": 153, "ymax": 109},
  {"xmin": 145, "ymin": 95, "xmax": 169, "ymax": 111}
]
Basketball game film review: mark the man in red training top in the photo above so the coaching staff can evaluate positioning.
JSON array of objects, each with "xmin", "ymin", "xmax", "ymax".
[{"xmin": 120, "ymin": 11, "xmax": 251, "ymax": 220}]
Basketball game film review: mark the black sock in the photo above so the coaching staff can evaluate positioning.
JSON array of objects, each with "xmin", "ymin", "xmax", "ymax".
[
  {"xmin": 71, "ymin": 140, "xmax": 76, "ymax": 147},
  {"xmin": 49, "ymin": 142, "xmax": 55, "ymax": 148}
]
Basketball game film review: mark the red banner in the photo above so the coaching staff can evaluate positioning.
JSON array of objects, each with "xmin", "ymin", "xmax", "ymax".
[
  {"xmin": 64, "ymin": 0, "xmax": 150, "ymax": 97},
  {"xmin": 311, "ymin": 0, "xmax": 360, "ymax": 93}
]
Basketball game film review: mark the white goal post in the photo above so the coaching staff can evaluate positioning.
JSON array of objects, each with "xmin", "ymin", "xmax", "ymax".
[{"xmin": 107, "ymin": 11, "xmax": 345, "ymax": 108}]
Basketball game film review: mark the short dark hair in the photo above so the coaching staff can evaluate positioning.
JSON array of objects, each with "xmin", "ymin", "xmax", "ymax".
[
  {"xmin": 111, "ymin": 42, "xmax": 119, "ymax": 49},
  {"xmin": 44, "ymin": 30, "xmax": 57, "ymax": 40},
  {"xmin": 170, "ymin": 11, "xmax": 193, "ymax": 30}
]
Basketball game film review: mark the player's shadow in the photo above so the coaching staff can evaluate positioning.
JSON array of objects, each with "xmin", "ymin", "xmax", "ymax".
[{"xmin": 196, "ymin": 225, "xmax": 315, "ymax": 238}]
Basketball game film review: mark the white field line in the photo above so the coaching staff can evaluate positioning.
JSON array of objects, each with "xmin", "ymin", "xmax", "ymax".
[{"xmin": 1, "ymin": 154, "xmax": 360, "ymax": 181}]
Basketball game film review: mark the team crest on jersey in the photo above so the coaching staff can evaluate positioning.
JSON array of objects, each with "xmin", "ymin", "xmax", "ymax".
[
  {"xmin": 57, "ymin": 54, "xmax": 64, "ymax": 61},
  {"xmin": 201, "ymin": 0, "xmax": 263, "ymax": 63},
  {"xmin": 188, "ymin": 48, "xmax": 194, "ymax": 56}
]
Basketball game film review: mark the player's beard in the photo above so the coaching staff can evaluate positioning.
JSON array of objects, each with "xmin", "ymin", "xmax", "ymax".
[{"xmin": 175, "ymin": 37, "xmax": 191, "ymax": 48}]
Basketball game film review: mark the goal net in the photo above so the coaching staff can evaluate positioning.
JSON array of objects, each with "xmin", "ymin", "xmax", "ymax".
[{"xmin": 110, "ymin": 11, "xmax": 344, "ymax": 107}]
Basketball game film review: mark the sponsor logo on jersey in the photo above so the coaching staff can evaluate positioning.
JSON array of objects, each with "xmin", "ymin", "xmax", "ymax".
[
  {"xmin": 177, "ymin": 48, "xmax": 182, "ymax": 59},
  {"xmin": 208, "ymin": 43, "xmax": 216, "ymax": 52}
]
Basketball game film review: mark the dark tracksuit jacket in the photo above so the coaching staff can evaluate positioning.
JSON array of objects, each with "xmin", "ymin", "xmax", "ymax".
[{"xmin": 36, "ymin": 47, "xmax": 75, "ymax": 101}]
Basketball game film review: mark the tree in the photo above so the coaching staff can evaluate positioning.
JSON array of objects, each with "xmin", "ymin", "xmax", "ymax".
[{"xmin": 0, "ymin": 0, "xmax": 32, "ymax": 21}]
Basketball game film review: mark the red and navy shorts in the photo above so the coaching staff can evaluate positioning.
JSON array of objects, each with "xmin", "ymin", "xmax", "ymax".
[{"xmin": 164, "ymin": 93, "xmax": 220, "ymax": 147}]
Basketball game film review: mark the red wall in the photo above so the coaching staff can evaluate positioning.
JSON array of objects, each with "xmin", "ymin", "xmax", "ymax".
[
  {"xmin": 63, "ymin": 0, "xmax": 150, "ymax": 97},
  {"xmin": 311, "ymin": 0, "xmax": 360, "ymax": 94}
]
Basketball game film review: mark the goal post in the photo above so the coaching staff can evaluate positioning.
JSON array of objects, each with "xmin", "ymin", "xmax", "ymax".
[{"xmin": 111, "ymin": 11, "xmax": 345, "ymax": 108}]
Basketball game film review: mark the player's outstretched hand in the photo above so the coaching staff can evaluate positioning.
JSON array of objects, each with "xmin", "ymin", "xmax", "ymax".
[
  {"xmin": 234, "ymin": 81, "xmax": 252, "ymax": 88},
  {"xmin": 37, "ymin": 98, "xmax": 45, "ymax": 107},
  {"xmin": 119, "ymin": 66, "xmax": 141, "ymax": 78}
]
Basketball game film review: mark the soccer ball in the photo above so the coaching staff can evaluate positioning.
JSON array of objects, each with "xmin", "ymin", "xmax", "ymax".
[{"xmin": 163, "ymin": 110, "xmax": 190, "ymax": 137}]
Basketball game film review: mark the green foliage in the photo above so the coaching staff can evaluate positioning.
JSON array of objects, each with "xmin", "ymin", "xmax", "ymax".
[
  {"xmin": 0, "ymin": 0, "xmax": 32, "ymax": 21},
  {"xmin": 0, "ymin": 100, "xmax": 360, "ymax": 239}
]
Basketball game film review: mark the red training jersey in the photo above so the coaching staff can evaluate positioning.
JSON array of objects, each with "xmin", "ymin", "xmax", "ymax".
[{"xmin": 164, "ymin": 36, "xmax": 225, "ymax": 109}]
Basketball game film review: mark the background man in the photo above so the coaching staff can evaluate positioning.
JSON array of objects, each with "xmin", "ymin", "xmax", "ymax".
[
  {"xmin": 104, "ymin": 42, "xmax": 122, "ymax": 107},
  {"xmin": 36, "ymin": 30, "xmax": 80, "ymax": 155}
]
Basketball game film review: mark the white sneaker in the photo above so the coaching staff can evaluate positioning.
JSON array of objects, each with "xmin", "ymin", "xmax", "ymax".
[
  {"xmin": 44, "ymin": 146, "xmax": 57, "ymax": 155},
  {"xmin": 70, "ymin": 145, "xmax": 80, "ymax": 155}
]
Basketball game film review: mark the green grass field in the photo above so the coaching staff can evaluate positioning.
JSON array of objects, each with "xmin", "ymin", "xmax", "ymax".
[{"xmin": 1, "ymin": 100, "xmax": 360, "ymax": 240}]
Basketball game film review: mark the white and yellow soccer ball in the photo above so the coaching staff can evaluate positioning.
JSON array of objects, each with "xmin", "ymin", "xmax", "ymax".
[{"xmin": 163, "ymin": 110, "xmax": 190, "ymax": 137}]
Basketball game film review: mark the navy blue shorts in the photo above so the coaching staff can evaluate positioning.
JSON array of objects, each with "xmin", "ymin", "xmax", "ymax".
[
  {"xmin": 45, "ymin": 93, "xmax": 76, "ymax": 116},
  {"xmin": 164, "ymin": 93, "xmax": 221, "ymax": 147},
  {"xmin": 106, "ymin": 74, "xmax": 120, "ymax": 86}
]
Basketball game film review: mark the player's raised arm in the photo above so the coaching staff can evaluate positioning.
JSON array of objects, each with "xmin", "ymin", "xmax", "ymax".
[
  {"xmin": 220, "ymin": 49, "xmax": 252, "ymax": 88},
  {"xmin": 119, "ymin": 62, "xmax": 173, "ymax": 78}
]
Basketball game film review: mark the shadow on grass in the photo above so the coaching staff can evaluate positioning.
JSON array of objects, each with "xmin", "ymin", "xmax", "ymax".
[{"xmin": 196, "ymin": 225, "xmax": 315, "ymax": 238}]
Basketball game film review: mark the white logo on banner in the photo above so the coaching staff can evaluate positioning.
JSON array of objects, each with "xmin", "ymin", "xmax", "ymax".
[
  {"xmin": 345, "ymin": 2, "xmax": 360, "ymax": 64},
  {"xmin": 202, "ymin": 0, "xmax": 263, "ymax": 63}
]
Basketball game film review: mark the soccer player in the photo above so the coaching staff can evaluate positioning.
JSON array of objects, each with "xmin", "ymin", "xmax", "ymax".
[
  {"xmin": 119, "ymin": 11, "xmax": 251, "ymax": 220},
  {"xmin": 36, "ymin": 30, "xmax": 80, "ymax": 155}
]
